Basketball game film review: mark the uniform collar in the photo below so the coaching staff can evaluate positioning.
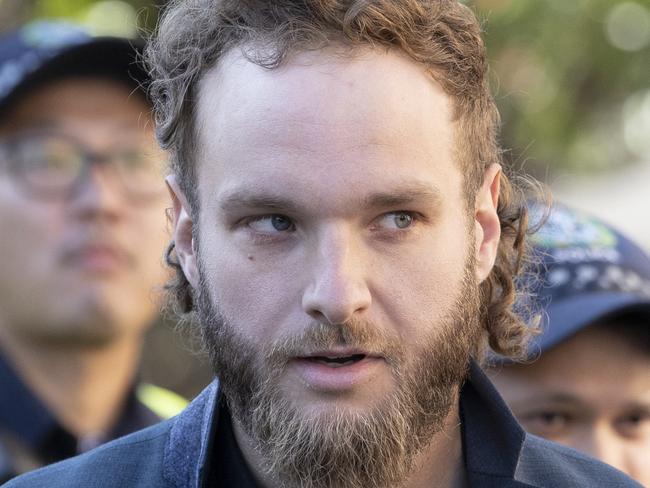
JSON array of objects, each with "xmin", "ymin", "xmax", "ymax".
[
  {"xmin": 0, "ymin": 352, "xmax": 59, "ymax": 450},
  {"xmin": 0, "ymin": 351, "xmax": 159, "ymax": 463}
]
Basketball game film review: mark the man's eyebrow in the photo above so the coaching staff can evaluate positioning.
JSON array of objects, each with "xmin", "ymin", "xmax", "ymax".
[
  {"xmin": 10, "ymin": 119, "xmax": 59, "ymax": 132},
  {"xmin": 219, "ymin": 191, "xmax": 300, "ymax": 212},
  {"xmin": 14, "ymin": 118, "xmax": 143, "ymax": 134},
  {"xmin": 218, "ymin": 183, "xmax": 442, "ymax": 213},
  {"xmin": 363, "ymin": 184, "xmax": 442, "ymax": 208},
  {"xmin": 510, "ymin": 393, "xmax": 584, "ymax": 410}
]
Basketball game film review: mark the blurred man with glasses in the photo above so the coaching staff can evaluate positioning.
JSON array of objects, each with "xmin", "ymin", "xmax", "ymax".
[{"xmin": 0, "ymin": 22, "xmax": 174, "ymax": 481}]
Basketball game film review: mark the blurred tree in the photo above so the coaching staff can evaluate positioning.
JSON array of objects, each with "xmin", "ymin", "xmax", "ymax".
[
  {"xmin": 0, "ymin": 0, "xmax": 165, "ymax": 34},
  {"xmin": 469, "ymin": 0, "xmax": 650, "ymax": 176}
]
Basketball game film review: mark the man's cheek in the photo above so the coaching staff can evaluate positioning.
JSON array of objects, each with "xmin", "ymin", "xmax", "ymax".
[{"xmin": 212, "ymin": 265, "xmax": 297, "ymax": 335}]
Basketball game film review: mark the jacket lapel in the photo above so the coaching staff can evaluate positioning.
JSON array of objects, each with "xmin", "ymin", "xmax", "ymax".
[
  {"xmin": 461, "ymin": 362, "xmax": 529, "ymax": 484},
  {"xmin": 163, "ymin": 380, "xmax": 220, "ymax": 488}
]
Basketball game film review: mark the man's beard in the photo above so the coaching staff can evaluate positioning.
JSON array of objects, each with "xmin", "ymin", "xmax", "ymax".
[{"xmin": 196, "ymin": 259, "xmax": 481, "ymax": 488}]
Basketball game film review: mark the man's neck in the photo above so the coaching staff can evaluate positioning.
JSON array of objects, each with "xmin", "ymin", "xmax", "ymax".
[
  {"xmin": 402, "ymin": 400, "xmax": 468, "ymax": 488},
  {"xmin": 232, "ymin": 395, "xmax": 467, "ymax": 488},
  {"xmin": 0, "ymin": 328, "xmax": 143, "ymax": 438}
]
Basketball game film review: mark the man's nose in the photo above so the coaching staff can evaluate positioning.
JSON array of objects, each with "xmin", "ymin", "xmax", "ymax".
[
  {"xmin": 301, "ymin": 226, "xmax": 372, "ymax": 325},
  {"xmin": 68, "ymin": 165, "xmax": 124, "ymax": 222}
]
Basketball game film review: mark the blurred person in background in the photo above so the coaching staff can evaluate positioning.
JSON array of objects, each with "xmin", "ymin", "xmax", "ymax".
[
  {"xmin": 489, "ymin": 203, "xmax": 650, "ymax": 486},
  {"xmin": 0, "ymin": 21, "xmax": 184, "ymax": 482}
]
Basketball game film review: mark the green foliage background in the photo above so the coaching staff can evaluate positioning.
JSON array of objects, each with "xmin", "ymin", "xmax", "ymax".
[{"xmin": 470, "ymin": 0, "xmax": 650, "ymax": 178}]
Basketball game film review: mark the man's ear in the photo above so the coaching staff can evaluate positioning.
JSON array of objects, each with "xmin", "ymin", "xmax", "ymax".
[
  {"xmin": 166, "ymin": 175, "xmax": 199, "ymax": 289},
  {"xmin": 474, "ymin": 163, "xmax": 501, "ymax": 283}
]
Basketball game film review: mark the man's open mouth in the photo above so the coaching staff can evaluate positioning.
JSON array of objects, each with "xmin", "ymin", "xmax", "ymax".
[{"xmin": 301, "ymin": 354, "xmax": 367, "ymax": 368}]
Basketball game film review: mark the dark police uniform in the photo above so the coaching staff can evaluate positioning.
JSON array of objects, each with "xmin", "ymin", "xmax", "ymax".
[
  {"xmin": 0, "ymin": 354, "xmax": 170, "ymax": 483},
  {"xmin": 2, "ymin": 362, "xmax": 640, "ymax": 487}
]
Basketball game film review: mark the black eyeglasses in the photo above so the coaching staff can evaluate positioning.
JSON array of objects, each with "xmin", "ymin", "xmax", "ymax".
[{"xmin": 0, "ymin": 131, "xmax": 166, "ymax": 201}]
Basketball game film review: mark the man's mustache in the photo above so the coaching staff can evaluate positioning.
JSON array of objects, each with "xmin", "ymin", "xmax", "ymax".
[{"xmin": 264, "ymin": 319, "xmax": 404, "ymax": 365}]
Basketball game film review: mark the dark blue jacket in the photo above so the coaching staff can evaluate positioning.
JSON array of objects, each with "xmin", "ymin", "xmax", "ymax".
[{"xmin": 3, "ymin": 363, "xmax": 640, "ymax": 487}]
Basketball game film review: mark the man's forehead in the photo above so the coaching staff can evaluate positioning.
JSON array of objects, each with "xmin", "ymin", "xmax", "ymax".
[
  {"xmin": 192, "ymin": 46, "xmax": 458, "ymax": 202},
  {"xmin": 194, "ymin": 45, "xmax": 453, "ymax": 146}
]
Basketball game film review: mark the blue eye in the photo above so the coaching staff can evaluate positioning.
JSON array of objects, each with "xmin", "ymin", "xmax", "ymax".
[
  {"xmin": 376, "ymin": 212, "xmax": 414, "ymax": 230},
  {"xmin": 247, "ymin": 215, "xmax": 295, "ymax": 233},
  {"xmin": 271, "ymin": 215, "xmax": 293, "ymax": 231},
  {"xmin": 393, "ymin": 213, "xmax": 413, "ymax": 229}
]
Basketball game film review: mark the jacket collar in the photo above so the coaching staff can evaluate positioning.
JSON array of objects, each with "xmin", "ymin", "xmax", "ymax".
[
  {"xmin": 460, "ymin": 361, "xmax": 533, "ymax": 487},
  {"xmin": 164, "ymin": 380, "xmax": 220, "ymax": 487},
  {"xmin": 164, "ymin": 361, "xmax": 533, "ymax": 487}
]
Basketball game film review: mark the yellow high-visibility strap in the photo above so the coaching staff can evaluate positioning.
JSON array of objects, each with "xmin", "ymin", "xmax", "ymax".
[{"xmin": 136, "ymin": 383, "xmax": 188, "ymax": 419}]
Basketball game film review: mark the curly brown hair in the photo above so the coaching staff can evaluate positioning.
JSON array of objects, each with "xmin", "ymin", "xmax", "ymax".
[{"xmin": 146, "ymin": 0, "xmax": 543, "ymax": 359}]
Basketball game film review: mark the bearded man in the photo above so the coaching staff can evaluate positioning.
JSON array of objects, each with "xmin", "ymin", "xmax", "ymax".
[{"xmin": 4, "ymin": 1, "xmax": 640, "ymax": 487}]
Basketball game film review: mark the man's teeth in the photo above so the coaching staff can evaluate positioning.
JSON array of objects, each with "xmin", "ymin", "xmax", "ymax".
[
  {"xmin": 314, "ymin": 358, "xmax": 355, "ymax": 367},
  {"xmin": 309, "ymin": 354, "xmax": 365, "ymax": 367}
]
